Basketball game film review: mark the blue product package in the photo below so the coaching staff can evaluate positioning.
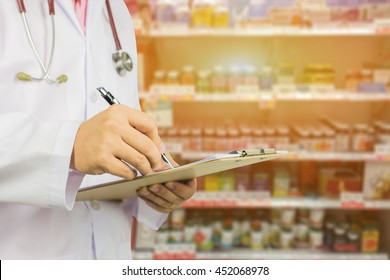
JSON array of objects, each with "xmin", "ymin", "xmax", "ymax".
[{"xmin": 358, "ymin": 82, "xmax": 387, "ymax": 93}]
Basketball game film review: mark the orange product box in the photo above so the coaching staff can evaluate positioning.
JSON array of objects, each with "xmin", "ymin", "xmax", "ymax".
[{"xmin": 319, "ymin": 168, "xmax": 362, "ymax": 198}]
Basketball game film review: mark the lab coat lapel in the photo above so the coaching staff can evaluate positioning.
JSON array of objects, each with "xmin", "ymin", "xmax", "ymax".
[
  {"xmin": 85, "ymin": 0, "xmax": 106, "ymax": 37},
  {"xmin": 55, "ymin": 0, "xmax": 85, "ymax": 37},
  {"xmin": 55, "ymin": 0, "xmax": 106, "ymax": 38}
]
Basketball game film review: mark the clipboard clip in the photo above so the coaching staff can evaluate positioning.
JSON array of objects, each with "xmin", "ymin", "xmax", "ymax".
[{"xmin": 229, "ymin": 148, "xmax": 277, "ymax": 157}]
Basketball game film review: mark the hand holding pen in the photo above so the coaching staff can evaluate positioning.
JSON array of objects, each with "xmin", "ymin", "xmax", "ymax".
[
  {"xmin": 97, "ymin": 87, "xmax": 175, "ymax": 170},
  {"xmin": 70, "ymin": 88, "xmax": 169, "ymax": 179},
  {"xmin": 97, "ymin": 87, "xmax": 196, "ymax": 213},
  {"xmin": 70, "ymin": 86, "xmax": 196, "ymax": 212}
]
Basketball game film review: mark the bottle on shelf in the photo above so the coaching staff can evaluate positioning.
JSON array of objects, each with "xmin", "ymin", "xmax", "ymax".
[
  {"xmin": 203, "ymin": 123, "xmax": 216, "ymax": 151},
  {"xmin": 196, "ymin": 70, "xmax": 211, "ymax": 93},
  {"xmin": 221, "ymin": 212, "xmax": 234, "ymax": 250},
  {"xmin": 259, "ymin": 66, "xmax": 274, "ymax": 90},
  {"xmin": 210, "ymin": 65, "xmax": 227, "ymax": 93},
  {"xmin": 153, "ymin": 70, "xmax": 166, "ymax": 85},
  {"xmin": 166, "ymin": 70, "xmax": 180, "ymax": 85},
  {"xmin": 196, "ymin": 212, "xmax": 213, "ymax": 251},
  {"xmin": 250, "ymin": 210, "xmax": 264, "ymax": 250},
  {"xmin": 180, "ymin": 65, "xmax": 196, "ymax": 86},
  {"xmin": 212, "ymin": 0, "xmax": 229, "ymax": 28},
  {"xmin": 189, "ymin": 124, "xmax": 203, "ymax": 151},
  {"xmin": 227, "ymin": 65, "xmax": 243, "ymax": 93},
  {"xmin": 191, "ymin": 0, "xmax": 216, "ymax": 28},
  {"xmin": 352, "ymin": 123, "xmax": 372, "ymax": 152}
]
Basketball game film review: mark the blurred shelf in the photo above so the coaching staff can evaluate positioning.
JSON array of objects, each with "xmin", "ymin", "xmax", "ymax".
[
  {"xmin": 137, "ymin": 25, "xmax": 387, "ymax": 38},
  {"xmin": 276, "ymin": 92, "xmax": 390, "ymax": 101},
  {"xmin": 139, "ymin": 92, "xmax": 390, "ymax": 102},
  {"xmin": 196, "ymin": 250, "xmax": 388, "ymax": 260},
  {"xmin": 197, "ymin": 250, "xmax": 388, "ymax": 260},
  {"xmin": 132, "ymin": 249, "xmax": 388, "ymax": 260},
  {"xmin": 182, "ymin": 192, "xmax": 390, "ymax": 210},
  {"xmin": 179, "ymin": 151, "xmax": 390, "ymax": 162}
]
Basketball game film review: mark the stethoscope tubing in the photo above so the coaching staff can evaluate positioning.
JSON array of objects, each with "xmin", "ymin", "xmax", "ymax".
[
  {"xmin": 105, "ymin": 0, "xmax": 122, "ymax": 51},
  {"xmin": 21, "ymin": 13, "xmax": 57, "ymax": 83},
  {"xmin": 18, "ymin": 0, "xmax": 58, "ymax": 83},
  {"xmin": 18, "ymin": 0, "xmax": 55, "ymax": 15}
]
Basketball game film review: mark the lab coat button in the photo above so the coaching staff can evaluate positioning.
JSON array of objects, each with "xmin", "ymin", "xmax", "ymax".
[
  {"xmin": 90, "ymin": 200, "xmax": 100, "ymax": 210},
  {"xmin": 89, "ymin": 92, "xmax": 98, "ymax": 103}
]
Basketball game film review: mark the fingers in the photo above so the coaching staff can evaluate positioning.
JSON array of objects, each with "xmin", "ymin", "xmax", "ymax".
[
  {"xmin": 118, "ymin": 129, "xmax": 164, "ymax": 174},
  {"xmin": 71, "ymin": 104, "xmax": 166, "ymax": 179},
  {"xmin": 138, "ymin": 185, "xmax": 180, "ymax": 212},
  {"xmin": 140, "ymin": 197, "xmax": 173, "ymax": 213},
  {"xmin": 162, "ymin": 180, "xmax": 197, "ymax": 201},
  {"xmin": 122, "ymin": 106, "xmax": 164, "ymax": 151},
  {"xmin": 97, "ymin": 155, "xmax": 137, "ymax": 180},
  {"xmin": 106, "ymin": 105, "xmax": 165, "ymax": 173},
  {"xmin": 137, "ymin": 179, "xmax": 197, "ymax": 212}
]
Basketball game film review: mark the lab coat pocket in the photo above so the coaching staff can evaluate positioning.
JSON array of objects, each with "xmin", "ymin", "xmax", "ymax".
[{"xmin": 8, "ymin": 80, "xmax": 70, "ymax": 121}]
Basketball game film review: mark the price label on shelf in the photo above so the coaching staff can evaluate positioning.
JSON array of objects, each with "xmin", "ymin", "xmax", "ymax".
[
  {"xmin": 259, "ymin": 193, "xmax": 272, "ymax": 208},
  {"xmin": 249, "ymin": 191, "xmax": 271, "ymax": 207},
  {"xmin": 373, "ymin": 144, "xmax": 390, "ymax": 161},
  {"xmin": 374, "ymin": 19, "xmax": 390, "ymax": 34},
  {"xmin": 340, "ymin": 192, "xmax": 365, "ymax": 209},
  {"xmin": 153, "ymin": 244, "xmax": 196, "ymax": 260}
]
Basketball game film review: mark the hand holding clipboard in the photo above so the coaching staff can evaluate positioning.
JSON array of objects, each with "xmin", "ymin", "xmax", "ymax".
[{"xmin": 76, "ymin": 149, "xmax": 288, "ymax": 201}]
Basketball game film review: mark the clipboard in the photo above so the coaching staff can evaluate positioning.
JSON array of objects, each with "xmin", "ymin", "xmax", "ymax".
[{"xmin": 76, "ymin": 149, "xmax": 288, "ymax": 201}]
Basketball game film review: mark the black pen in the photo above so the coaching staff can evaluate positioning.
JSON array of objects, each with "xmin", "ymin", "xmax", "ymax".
[
  {"xmin": 98, "ymin": 86, "xmax": 120, "ymax": 105},
  {"xmin": 97, "ymin": 87, "xmax": 175, "ymax": 169}
]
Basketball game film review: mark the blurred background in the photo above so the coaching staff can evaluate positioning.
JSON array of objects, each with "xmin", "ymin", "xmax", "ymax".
[{"xmin": 125, "ymin": 0, "xmax": 390, "ymax": 260}]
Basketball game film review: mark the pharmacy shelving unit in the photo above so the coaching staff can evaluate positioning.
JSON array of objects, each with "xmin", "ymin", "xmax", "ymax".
[
  {"xmin": 140, "ymin": 91, "xmax": 390, "ymax": 102},
  {"xmin": 137, "ymin": 24, "xmax": 388, "ymax": 38},
  {"xmin": 133, "ymin": 249, "xmax": 388, "ymax": 260},
  {"xmin": 135, "ymin": 24, "xmax": 390, "ymax": 260},
  {"xmin": 179, "ymin": 151, "xmax": 390, "ymax": 162},
  {"xmin": 181, "ymin": 192, "xmax": 390, "ymax": 210}
]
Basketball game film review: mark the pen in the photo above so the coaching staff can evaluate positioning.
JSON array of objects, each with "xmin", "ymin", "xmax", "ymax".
[
  {"xmin": 97, "ymin": 86, "xmax": 120, "ymax": 105},
  {"xmin": 161, "ymin": 152, "xmax": 174, "ymax": 169},
  {"xmin": 97, "ymin": 87, "xmax": 175, "ymax": 170}
]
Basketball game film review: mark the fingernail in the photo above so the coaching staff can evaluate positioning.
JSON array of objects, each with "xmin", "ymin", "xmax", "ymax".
[
  {"xmin": 159, "ymin": 142, "xmax": 166, "ymax": 153},
  {"xmin": 150, "ymin": 185, "xmax": 160, "ymax": 192},
  {"xmin": 165, "ymin": 182, "xmax": 174, "ymax": 190}
]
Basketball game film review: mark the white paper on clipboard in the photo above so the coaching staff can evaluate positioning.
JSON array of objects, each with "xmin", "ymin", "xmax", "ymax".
[{"xmin": 76, "ymin": 149, "xmax": 288, "ymax": 201}]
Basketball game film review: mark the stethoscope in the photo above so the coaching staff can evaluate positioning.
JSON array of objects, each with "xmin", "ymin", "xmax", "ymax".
[{"xmin": 16, "ymin": 0, "xmax": 133, "ymax": 84}]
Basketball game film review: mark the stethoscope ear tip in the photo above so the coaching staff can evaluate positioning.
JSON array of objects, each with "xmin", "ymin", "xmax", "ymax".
[
  {"xmin": 57, "ymin": 75, "xmax": 68, "ymax": 83},
  {"xmin": 17, "ymin": 72, "xmax": 32, "ymax": 81}
]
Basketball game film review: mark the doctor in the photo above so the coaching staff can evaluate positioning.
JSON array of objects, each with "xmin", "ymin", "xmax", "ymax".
[{"xmin": 0, "ymin": 0, "xmax": 196, "ymax": 259}]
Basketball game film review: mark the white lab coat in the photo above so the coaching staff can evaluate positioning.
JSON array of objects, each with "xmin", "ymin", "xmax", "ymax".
[{"xmin": 0, "ymin": 0, "xmax": 167, "ymax": 259}]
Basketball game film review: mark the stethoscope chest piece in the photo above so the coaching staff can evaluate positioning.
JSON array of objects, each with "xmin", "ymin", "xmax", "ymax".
[{"xmin": 112, "ymin": 50, "xmax": 133, "ymax": 77}]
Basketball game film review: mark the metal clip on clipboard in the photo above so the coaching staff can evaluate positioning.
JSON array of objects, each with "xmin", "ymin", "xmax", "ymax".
[{"xmin": 229, "ymin": 148, "xmax": 277, "ymax": 157}]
